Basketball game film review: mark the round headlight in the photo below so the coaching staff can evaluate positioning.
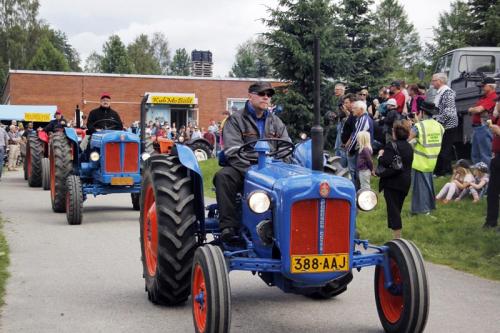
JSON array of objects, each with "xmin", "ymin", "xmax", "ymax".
[
  {"xmin": 90, "ymin": 151, "xmax": 100, "ymax": 162},
  {"xmin": 357, "ymin": 190, "xmax": 378, "ymax": 211},
  {"xmin": 178, "ymin": 136, "xmax": 185, "ymax": 143},
  {"xmin": 300, "ymin": 133, "xmax": 307, "ymax": 140},
  {"xmin": 248, "ymin": 191, "xmax": 271, "ymax": 214},
  {"xmin": 141, "ymin": 152, "xmax": 151, "ymax": 161}
]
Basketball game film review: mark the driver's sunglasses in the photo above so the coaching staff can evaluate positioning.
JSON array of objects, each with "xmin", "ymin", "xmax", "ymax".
[{"xmin": 253, "ymin": 91, "xmax": 274, "ymax": 98}]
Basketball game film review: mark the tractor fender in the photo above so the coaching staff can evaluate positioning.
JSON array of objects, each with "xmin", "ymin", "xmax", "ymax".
[
  {"xmin": 174, "ymin": 143, "xmax": 205, "ymax": 226},
  {"xmin": 38, "ymin": 130, "xmax": 49, "ymax": 144},
  {"xmin": 64, "ymin": 127, "xmax": 79, "ymax": 147}
]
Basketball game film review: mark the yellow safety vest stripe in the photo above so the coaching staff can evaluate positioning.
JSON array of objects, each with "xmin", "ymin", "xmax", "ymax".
[{"xmin": 412, "ymin": 120, "xmax": 444, "ymax": 172}]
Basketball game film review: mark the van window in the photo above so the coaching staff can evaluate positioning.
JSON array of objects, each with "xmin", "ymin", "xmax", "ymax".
[
  {"xmin": 458, "ymin": 55, "xmax": 495, "ymax": 73},
  {"xmin": 435, "ymin": 54, "xmax": 453, "ymax": 77}
]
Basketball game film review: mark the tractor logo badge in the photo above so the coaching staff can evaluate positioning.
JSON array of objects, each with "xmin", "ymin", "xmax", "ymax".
[{"xmin": 319, "ymin": 182, "xmax": 330, "ymax": 198}]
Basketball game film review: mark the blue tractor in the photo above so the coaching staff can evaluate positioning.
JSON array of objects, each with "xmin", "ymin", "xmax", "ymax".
[
  {"xmin": 49, "ymin": 117, "xmax": 145, "ymax": 225},
  {"xmin": 139, "ymin": 42, "xmax": 429, "ymax": 333}
]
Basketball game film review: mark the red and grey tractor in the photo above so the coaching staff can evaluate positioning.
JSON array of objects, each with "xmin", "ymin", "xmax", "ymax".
[{"xmin": 138, "ymin": 41, "xmax": 429, "ymax": 333}]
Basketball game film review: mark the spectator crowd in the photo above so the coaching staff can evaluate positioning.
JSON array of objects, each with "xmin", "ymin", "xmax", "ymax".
[{"xmin": 328, "ymin": 73, "xmax": 499, "ymax": 237}]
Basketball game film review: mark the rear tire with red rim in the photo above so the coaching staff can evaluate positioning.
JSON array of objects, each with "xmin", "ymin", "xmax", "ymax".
[
  {"xmin": 50, "ymin": 132, "xmax": 72, "ymax": 212},
  {"xmin": 374, "ymin": 239, "xmax": 429, "ymax": 333},
  {"xmin": 42, "ymin": 157, "xmax": 50, "ymax": 191},
  {"xmin": 27, "ymin": 135, "xmax": 43, "ymax": 187},
  {"xmin": 191, "ymin": 245, "xmax": 231, "ymax": 333},
  {"xmin": 66, "ymin": 175, "xmax": 83, "ymax": 225},
  {"xmin": 139, "ymin": 154, "xmax": 197, "ymax": 305}
]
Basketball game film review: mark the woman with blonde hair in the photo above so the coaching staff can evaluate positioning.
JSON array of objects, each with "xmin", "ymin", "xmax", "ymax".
[{"xmin": 356, "ymin": 131, "xmax": 373, "ymax": 190}]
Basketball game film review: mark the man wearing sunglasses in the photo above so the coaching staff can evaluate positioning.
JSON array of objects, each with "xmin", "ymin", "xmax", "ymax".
[{"xmin": 214, "ymin": 81, "xmax": 290, "ymax": 244}]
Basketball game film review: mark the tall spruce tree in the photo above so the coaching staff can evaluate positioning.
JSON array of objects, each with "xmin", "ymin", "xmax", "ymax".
[
  {"xmin": 263, "ymin": 0, "xmax": 351, "ymax": 140},
  {"xmin": 100, "ymin": 35, "xmax": 133, "ymax": 74},
  {"xmin": 127, "ymin": 34, "xmax": 161, "ymax": 74},
  {"xmin": 27, "ymin": 36, "xmax": 70, "ymax": 71},
  {"xmin": 170, "ymin": 48, "xmax": 191, "ymax": 76},
  {"xmin": 467, "ymin": 0, "xmax": 500, "ymax": 46},
  {"xmin": 151, "ymin": 32, "xmax": 171, "ymax": 75},
  {"xmin": 425, "ymin": 0, "xmax": 471, "ymax": 66},
  {"xmin": 84, "ymin": 51, "xmax": 103, "ymax": 73},
  {"xmin": 229, "ymin": 37, "xmax": 272, "ymax": 78},
  {"xmin": 372, "ymin": 0, "xmax": 422, "ymax": 79}
]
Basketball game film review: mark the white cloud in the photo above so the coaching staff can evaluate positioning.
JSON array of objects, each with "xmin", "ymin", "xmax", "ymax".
[{"xmin": 39, "ymin": 0, "xmax": 451, "ymax": 76}]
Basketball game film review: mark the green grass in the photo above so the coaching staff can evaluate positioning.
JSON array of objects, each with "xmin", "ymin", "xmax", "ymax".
[
  {"xmin": 199, "ymin": 160, "xmax": 500, "ymax": 280},
  {"xmin": 199, "ymin": 159, "xmax": 221, "ymax": 198},
  {"xmin": 358, "ymin": 176, "xmax": 500, "ymax": 281},
  {"xmin": 0, "ymin": 215, "xmax": 10, "ymax": 306}
]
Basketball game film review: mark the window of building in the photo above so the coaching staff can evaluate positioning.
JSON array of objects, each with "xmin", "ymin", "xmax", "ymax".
[
  {"xmin": 226, "ymin": 98, "xmax": 247, "ymax": 113},
  {"xmin": 458, "ymin": 55, "xmax": 496, "ymax": 73}
]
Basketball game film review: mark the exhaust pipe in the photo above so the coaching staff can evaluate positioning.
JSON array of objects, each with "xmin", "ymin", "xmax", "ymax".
[{"xmin": 311, "ymin": 37, "xmax": 324, "ymax": 171}]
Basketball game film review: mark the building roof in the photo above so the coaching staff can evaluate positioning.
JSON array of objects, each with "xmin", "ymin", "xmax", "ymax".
[
  {"xmin": 0, "ymin": 105, "xmax": 57, "ymax": 121},
  {"xmin": 7, "ymin": 69, "xmax": 280, "ymax": 82}
]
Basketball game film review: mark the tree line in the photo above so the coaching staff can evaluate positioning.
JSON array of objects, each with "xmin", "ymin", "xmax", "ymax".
[{"xmin": 0, "ymin": 0, "xmax": 498, "ymax": 94}]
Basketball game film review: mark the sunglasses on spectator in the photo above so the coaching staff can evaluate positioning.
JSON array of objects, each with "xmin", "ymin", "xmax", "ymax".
[
  {"xmin": 359, "ymin": 93, "xmax": 367, "ymax": 96},
  {"xmin": 252, "ymin": 91, "xmax": 274, "ymax": 98}
]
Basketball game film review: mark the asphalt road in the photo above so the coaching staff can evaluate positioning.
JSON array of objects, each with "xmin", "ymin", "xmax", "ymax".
[{"xmin": 0, "ymin": 170, "xmax": 499, "ymax": 333}]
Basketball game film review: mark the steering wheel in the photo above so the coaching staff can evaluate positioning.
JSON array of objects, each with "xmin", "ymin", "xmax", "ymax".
[
  {"xmin": 91, "ymin": 118, "xmax": 122, "ymax": 131},
  {"xmin": 237, "ymin": 138, "xmax": 295, "ymax": 163}
]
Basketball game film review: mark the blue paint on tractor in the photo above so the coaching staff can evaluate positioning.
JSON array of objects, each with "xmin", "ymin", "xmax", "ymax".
[{"xmin": 172, "ymin": 138, "xmax": 395, "ymax": 294}]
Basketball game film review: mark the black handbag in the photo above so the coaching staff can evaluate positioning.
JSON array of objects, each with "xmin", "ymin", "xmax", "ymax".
[{"xmin": 376, "ymin": 142, "xmax": 403, "ymax": 177}]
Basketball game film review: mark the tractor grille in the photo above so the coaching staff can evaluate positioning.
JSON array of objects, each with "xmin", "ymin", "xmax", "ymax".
[
  {"xmin": 290, "ymin": 199, "xmax": 350, "ymax": 256},
  {"xmin": 105, "ymin": 142, "xmax": 139, "ymax": 173}
]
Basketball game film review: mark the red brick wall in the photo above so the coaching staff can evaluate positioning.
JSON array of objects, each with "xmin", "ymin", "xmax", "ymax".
[{"xmin": 4, "ymin": 72, "xmax": 280, "ymax": 128}]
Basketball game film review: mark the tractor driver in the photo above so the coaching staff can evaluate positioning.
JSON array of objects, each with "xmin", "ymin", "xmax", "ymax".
[
  {"xmin": 214, "ymin": 81, "xmax": 290, "ymax": 244},
  {"xmin": 86, "ymin": 92, "xmax": 124, "ymax": 134},
  {"xmin": 80, "ymin": 92, "xmax": 124, "ymax": 151}
]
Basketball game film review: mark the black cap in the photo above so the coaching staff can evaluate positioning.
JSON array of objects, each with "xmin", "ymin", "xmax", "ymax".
[
  {"xmin": 390, "ymin": 80, "xmax": 401, "ymax": 88},
  {"xmin": 248, "ymin": 81, "xmax": 275, "ymax": 95},
  {"xmin": 479, "ymin": 77, "xmax": 495, "ymax": 86},
  {"xmin": 420, "ymin": 101, "xmax": 437, "ymax": 116}
]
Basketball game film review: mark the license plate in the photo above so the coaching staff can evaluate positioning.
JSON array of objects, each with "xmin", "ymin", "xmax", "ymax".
[
  {"xmin": 110, "ymin": 177, "xmax": 134, "ymax": 186},
  {"xmin": 291, "ymin": 254, "xmax": 349, "ymax": 273}
]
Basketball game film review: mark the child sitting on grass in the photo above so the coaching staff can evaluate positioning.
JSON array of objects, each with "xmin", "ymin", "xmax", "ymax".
[
  {"xmin": 356, "ymin": 131, "xmax": 373, "ymax": 190},
  {"xmin": 467, "ymin": 162, "xmax": 489, "ymax": 203},
  {"xmin": 436, "ymin": 160, "xmax": 474, "ymax": 204}
]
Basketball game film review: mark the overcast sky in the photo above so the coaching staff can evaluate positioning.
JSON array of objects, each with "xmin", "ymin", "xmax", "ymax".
[{"xmin": 38, "ymin": 0, "xmax": 452, "ymax": 77}]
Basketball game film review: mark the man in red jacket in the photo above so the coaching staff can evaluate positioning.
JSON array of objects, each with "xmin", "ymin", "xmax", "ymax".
[
  {"xmin": 468, "ymin": 77, "xmax": 497, "ymax": 166},
  {"xmin": 389, "ymin": 80, "xmax": 406, "ymax": 114},
  {"xmin": 485, "ymin": 96, "xmax": 500, "ymax": 229}
]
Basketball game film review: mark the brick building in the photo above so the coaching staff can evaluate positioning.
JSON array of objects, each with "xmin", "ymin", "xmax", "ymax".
[{"xmin": 1, "ymin": 70, "xmax": 279, "ymax": 128}]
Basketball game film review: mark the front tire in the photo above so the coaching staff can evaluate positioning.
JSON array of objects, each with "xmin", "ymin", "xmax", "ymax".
[
  {"xmin": 191, "ymin": 245, "xmax": 231, "ymax": 333},
  {"xmin": 50, "ymin": 132, "xmax": 72, "ymax": 212},
  {"xmin": 41, "ymin": 157, "xmax": 50, "ymax": 191},
  {"xmin": 66, "ymin": 175, "xmax": 83, "ymax": 225},
  {"xmin": 140, "ymin": 155, "xmax": 197, "ymax": 305},
  {"xmin": 374, "ymin": 239, "xmax": 429, "ymax": 333}
]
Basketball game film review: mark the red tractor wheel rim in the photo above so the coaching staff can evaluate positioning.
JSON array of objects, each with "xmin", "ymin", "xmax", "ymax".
[
  {"xmin": 143, "ymin": 184, "xmax": 158, "ymax": 276},
  {"xmin": 192, "ymin": 264, "xmax": 208, "ymax": 332},
  {"xmin": 378, "ymin": 258, "xmax": 404, "ymax": 324},
  {"xmin": 50, "ymin": 148, "xmax": 55, "ymax": 200}
]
